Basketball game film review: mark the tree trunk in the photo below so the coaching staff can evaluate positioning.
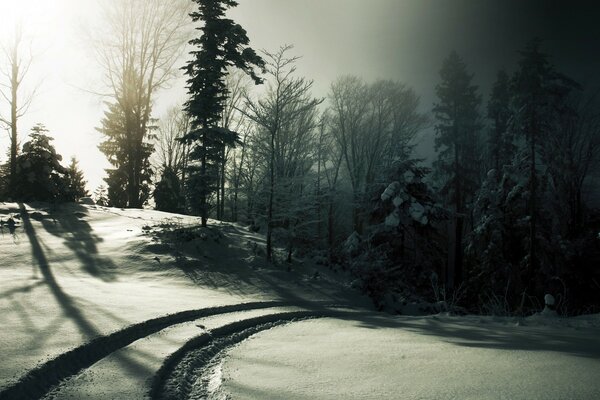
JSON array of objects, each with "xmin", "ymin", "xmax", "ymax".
[
  {"xmin": 200, "ymin": 130, "xmax": 208, "ymax": 227},
  {"xmin": 266, "ymin": 130, "xmax": 275, "ymax": 261},
  {"xmin": 327, "ymin": 197, "xmax": 335, "ymax": 263},
  {"xmin": 8, "ymin": 44, "xmax": 18, "ymax": 193},
  {"xmin": 529, "ymin": 128, "xmax": 537, "ymax": 272},
  {"xmin": 220, "ymin": 147, "xmax": 226, "ymax": 220}
]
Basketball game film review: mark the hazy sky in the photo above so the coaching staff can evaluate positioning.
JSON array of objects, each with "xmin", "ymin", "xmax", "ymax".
[{"xmin": 1, "ymin": 0, "xmax": 599, "ymax": 192}]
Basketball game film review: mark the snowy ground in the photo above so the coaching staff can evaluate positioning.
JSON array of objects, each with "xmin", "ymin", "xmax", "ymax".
[{"xmin": 1, "ymin": 202, "xmax": 600, "ymax": 399}]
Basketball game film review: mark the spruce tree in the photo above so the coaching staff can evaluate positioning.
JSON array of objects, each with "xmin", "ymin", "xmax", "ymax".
[
  {"xmin": 13, "ymin": 124, "xmax": 70, "ymax": 202},
  {"xmin": 183, "ymin": 0, "xmax": 264, "ymax": 227},
  {"xmin": 67, "ymin": 157, "xmax": 89, "ymax": 201},
  {"xmin": 487, "ymin": 70, "xmax": 513, "ymax": 173},
  {"xmin": 433, "ymin": 51, "xmax": 482, "ymax": 290},
  {"xmin": 98, "ymin": 102, "xmax": 154, "ymax": 208}
]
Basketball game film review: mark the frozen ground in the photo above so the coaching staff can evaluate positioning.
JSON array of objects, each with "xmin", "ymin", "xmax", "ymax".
[{"xmin": 1, "ymin": 202, "xmax": 599, "ymax": 399}]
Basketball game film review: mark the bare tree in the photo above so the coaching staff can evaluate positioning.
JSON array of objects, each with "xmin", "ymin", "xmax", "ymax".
[
  {"xmin": 315, "ymin": 112, "xmax": 345, "ymax": 262},
  {"xmin": 94, "ymin": 0, "xmax": 193, "ymax": 207},
  {"xmin": 329, "ymin": 76, "xmax": 427, "ymax": 234},
  {"xmin": 542, "ymin": 90, "xmax": 600, "ymax": 234},
  {"xmin": 155, "ymin": 105, "xmax": 190, "ymax": 176},
  {"xmin": 243, "ymin": 45, "xmax": 322, "ymax": 261},
  {"xmin": 0, "ymin": 24, "xmax": 38, "ymax": 192},
  {"xmin": 216, "ymin": 69, "xmax": 252, "ymax": 220}
]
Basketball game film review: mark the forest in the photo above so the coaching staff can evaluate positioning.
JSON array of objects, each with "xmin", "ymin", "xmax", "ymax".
[{"xmin": 1, "ymin": 0, "xmax": 599, "ymax": 317}]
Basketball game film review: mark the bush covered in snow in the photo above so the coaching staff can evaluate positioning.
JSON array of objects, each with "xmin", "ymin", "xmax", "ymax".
[{"xmin": 341, "ymin": 159, "xmax": 449, "ymax": 311}]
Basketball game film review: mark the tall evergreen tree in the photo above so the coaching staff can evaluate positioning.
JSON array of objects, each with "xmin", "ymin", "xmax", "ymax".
[
  {"xmin": 433, "ymin": 51, "xmax": 482, "ymax": 290},
  {"xmin": 487, "ymin": 70, "xmax": 513, "ymax": 173},
  {"xmin": 98, "ymin": 101, "xmax": 155, "ymax": 208},
  {"xmin": 510, "ymin": 39, "xmax": 579, "ymax": 280},
  {"xmin": 183, "ymin": 0, "xmax": 264, "ymax": 227}
]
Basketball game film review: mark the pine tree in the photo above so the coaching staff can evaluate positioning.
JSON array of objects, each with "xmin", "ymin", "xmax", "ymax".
[
  {"xmin": 182, "ymin": 0, "xmax": 264, "ymax": 227},
  {"xmin": 67, "ymin": 157, "xmax": 89, "ymax": 201},
  {"xmin": 433, "ymin": 51, "xmax": 482, "ymax": 290}
]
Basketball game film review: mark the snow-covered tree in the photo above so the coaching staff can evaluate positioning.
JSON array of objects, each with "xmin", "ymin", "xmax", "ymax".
[
  {"xmin": 243, "ymin": 45, "xmax": 320, "ymax": 261},
  {"xmin": 347, "ymin": 159, "xmax": 448, "ymax": 308}
]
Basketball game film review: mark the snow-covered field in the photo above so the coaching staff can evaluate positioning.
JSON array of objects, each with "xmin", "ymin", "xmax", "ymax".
[{"xmin": 1, "ymin": 202, "xmax": 600, "ymax": 399}]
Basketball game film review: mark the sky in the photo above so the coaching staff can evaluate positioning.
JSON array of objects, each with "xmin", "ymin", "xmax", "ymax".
[{"xmin": 0, "ymin": 0, "xmax": 599, "ymax": 192}]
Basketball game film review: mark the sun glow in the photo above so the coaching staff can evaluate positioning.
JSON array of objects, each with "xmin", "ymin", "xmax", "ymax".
[{"xmin": 0, "ymin": 0, "xmax": 60, "ymax": 37}]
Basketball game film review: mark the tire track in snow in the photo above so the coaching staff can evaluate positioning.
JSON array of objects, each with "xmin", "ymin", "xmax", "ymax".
[
  {"xmin": 151, "ymin": 310, "xmax": 342, "ymax": 400},
  {"xmin": 0, "ymin": 301, "xmax": 305, "ymax": 400}
]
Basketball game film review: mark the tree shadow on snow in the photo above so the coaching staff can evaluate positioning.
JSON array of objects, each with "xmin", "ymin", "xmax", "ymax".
[
  {"xmin": 152, "ymin": 222, "xmax": 369, "ymax": 307},
  {"xmin": 38, "ymin": 203, "xmax": 118, "ymax": 281},
  {"xmin": 338, "ymin": 312, "xmax": 600, "ymax": 360},
  {"xmin": 16, "ymin": 203, "xmax": 154, "ymax": 378}
]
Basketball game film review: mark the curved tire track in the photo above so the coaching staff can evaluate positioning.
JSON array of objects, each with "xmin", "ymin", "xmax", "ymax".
[
  {"xmin": 0, "ymin": 301, "xmax": 313, "ymax": 400},
  {"xmin": 151, "ymin": 310, "xmax": 341, "ymax": 400}
]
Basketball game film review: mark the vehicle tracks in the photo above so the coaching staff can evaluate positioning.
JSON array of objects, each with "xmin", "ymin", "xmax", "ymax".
[{"xmin": 0, "ymin": 301, "xmax": 346, "ymax": 400}]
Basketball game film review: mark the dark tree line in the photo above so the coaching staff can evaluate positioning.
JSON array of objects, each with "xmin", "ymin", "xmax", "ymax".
[{"xmin": 1, "ymin": 0, "xmax": 598, "ymax": 316}]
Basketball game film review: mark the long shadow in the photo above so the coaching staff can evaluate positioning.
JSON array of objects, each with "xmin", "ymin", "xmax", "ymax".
[
  {"xmin": 19, "ymin": 203, "xmax": 100, "ymax": 339},
  {"xmin": 0, "ymin": 281, "xmax": 44, "ymax": 299},
  {"xmin": 152, "ymin": 223, "xmax": 370, "ymax": 308},
  {"xmin": 39, "ymin": 203, "xmax": 117, "ymax": 281},
  {"xmin": 15, "ymin": 203, "xmax": 153, "ymax": 386},
  {"xmin": 334, "ymin": 312, "xmax": 600, "ymax": 360}
]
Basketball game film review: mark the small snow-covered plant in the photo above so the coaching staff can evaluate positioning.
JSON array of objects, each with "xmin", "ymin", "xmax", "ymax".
[{"xmin": 345, "ymin": 159, "xmax": 448, "ymax": 310}]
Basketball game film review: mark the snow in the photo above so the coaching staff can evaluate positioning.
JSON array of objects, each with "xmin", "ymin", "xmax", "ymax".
[
  {"xmin": 409, "ymin": 201, "xmax": 428, "ymax": 225},
  {"xmin": 221, "ymin": 316, "xmax": 600, "ymax": 400},
  {"xmin": 1, "ymin": 202, "xmax": 600, "ymax": 399},
  {"xmin": 380, "ymin": 181, "xmax": 400, "ymax": 201}
]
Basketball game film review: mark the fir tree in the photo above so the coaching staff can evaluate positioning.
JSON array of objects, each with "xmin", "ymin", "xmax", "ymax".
[
  {"xmin": 182, "ymin": 0, "xmax": 264, "ymax": 227},
  {"xmin": 67, "ymin": 157, "xmax": 89, "ymax": 201},
  {"xmin": 98, "ymin": 102, "xmax": 155, "ymax": 208},
  {"xmin": 154, "ymin": 166, "xmax": 184, "ymax": 213},
  {"xmin": 94, "ymin": 185, "xmax": 109, "ymax": 207},
  {"xmin": 433, "ymin": 51, "xmax": 482, "ymax": 290}
]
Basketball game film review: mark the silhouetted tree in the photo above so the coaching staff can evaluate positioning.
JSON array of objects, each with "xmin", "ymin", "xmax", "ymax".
[
  {"xmin": 98, "ymin": 102, "xmax": 154, "ymax": 207},
  {"xmin": 487, "ymin": 70, "xmax": 514, "ymax": 173},
  {"xmin": 182, "ymin": 0, "xmax": 264, "ymax": 227},
  {"xmin": 0, "ymin": 24, "xmax": 39, "ymax": 193},
  {"xmin": 154, "ymin": 166, "xmax": 184, "ymax": 213},
  {"xmin": 433, "ymin": 51, "xmax": 482, "ymax": 290},
  {"xmin": 95, "ymin": 0, "xmax": 192, "ymax": 207},
  {"xmin": 66, "ymin": 157, "xmax": 89, "ymax": 201},
  {"xmin": 510, "ymin": 39, "xmax": 579, "ymax": 279},
  {"xmin": 13, "ymin": 124, "xmax": 70, "ymax": 202}
]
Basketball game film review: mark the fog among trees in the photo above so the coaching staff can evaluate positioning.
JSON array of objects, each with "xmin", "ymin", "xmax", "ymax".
[{"xmin": 1, "ymin": 0, "xmax": 600, "ymax": 316}]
